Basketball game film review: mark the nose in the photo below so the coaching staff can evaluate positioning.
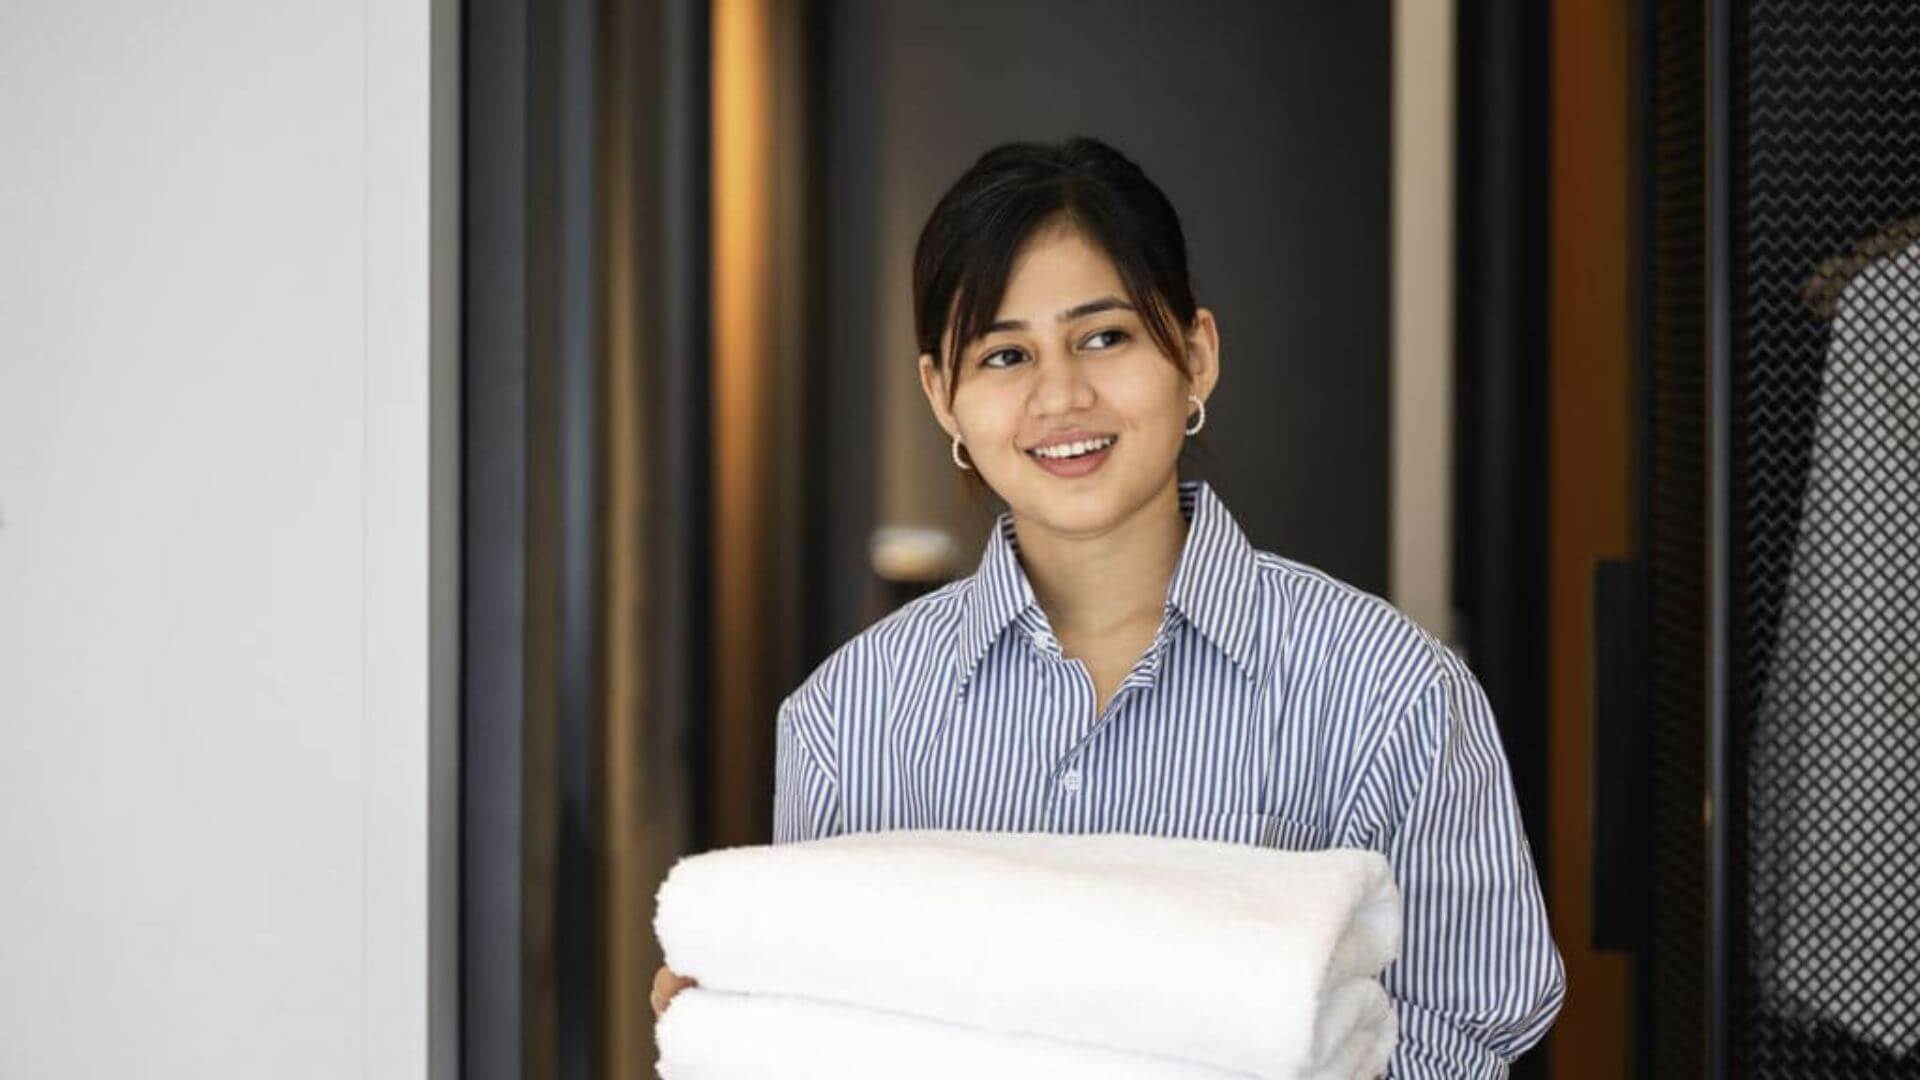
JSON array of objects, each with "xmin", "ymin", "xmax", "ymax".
[{"xmin": 1027, "ymin": 348, "xmax": 1097, "ymax": 417}]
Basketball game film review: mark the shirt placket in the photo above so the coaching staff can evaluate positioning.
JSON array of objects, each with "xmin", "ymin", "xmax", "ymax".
[{"xmin": 1023, "ymin": 606, "xmax": 1182, "ymax": 832}]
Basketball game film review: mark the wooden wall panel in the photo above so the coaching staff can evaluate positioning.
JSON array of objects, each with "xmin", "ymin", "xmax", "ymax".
[{"xmin": 1549, "ymin": 0, "xmax": 1636, "ymax": 1074}]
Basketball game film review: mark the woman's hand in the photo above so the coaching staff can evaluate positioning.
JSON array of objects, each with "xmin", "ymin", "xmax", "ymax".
[{"xmin": 650, "ymin": 964, "xmax": 698, "ymax": 1019}]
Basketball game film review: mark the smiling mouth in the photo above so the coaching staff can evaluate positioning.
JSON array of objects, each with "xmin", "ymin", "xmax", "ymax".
[{"xmin": 1025, "ymin": 434, "xmax": 1119, "ymax": 461}]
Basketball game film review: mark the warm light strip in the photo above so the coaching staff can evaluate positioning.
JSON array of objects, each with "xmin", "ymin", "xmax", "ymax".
[{"xmin": 710, "ymin": 0, "xmax": 774, "ymax": 847}]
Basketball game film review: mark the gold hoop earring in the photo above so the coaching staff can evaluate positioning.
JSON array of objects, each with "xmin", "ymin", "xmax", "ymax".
[
  {"xmin": 951, "ymin": 435, "xmax": 973, "ymax": 470},
  {"xmin": 1185, "ymin": 394, "xmax": 1207, "ymax": 436}
]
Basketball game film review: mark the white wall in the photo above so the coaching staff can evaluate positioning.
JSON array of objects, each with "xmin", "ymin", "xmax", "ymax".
[{"xmin": 0, "ymin": 3, "xmax": 459, "ymax": 1077}]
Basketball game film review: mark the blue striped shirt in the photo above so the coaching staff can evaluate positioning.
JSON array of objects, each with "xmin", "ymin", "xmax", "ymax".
[{"xmin": 773, "ymin": 478, "xmax": 1567, "ymax": 1077}]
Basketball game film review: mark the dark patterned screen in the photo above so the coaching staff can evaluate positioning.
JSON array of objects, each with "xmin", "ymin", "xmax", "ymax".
[
  {"xmin": 1640, "ymin": 0, "xmax": 1709, "ymax": 1073},
  {"xmin": 1732, "ymin": 2, "xmax": 1920, "ymax": 1076}
]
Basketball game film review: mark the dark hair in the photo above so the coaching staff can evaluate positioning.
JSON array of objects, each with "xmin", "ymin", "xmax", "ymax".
[{"xmin": 912, "ymin": 136, "xmax": 1200, "ymax": 408}]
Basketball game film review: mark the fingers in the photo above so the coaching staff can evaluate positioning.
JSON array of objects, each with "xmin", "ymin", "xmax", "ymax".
[{"xmin": 651, "ymin": 964, "xmax": 698, "ymax": 1019}]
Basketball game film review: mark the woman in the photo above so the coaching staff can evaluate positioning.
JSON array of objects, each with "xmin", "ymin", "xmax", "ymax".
[{"xmin": 655, "ymin": 136, "xmax": 1566, "ymax": 1075}]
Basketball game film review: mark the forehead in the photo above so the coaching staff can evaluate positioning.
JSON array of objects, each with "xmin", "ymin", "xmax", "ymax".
[{"xmin": 994, "ymin": 224, "xmax": 1127, "ymax": 314}]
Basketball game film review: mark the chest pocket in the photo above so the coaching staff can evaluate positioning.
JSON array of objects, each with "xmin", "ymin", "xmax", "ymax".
[{"xmin": 1150, "ymin": 810, "xmax": 1335, "ymax": 852}]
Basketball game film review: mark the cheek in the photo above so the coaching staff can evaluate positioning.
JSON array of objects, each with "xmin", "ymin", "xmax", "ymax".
[
  {"xmin": 1104, "ymin": 368, "xmax": 1185, "ymax": 429},
  {"xmin": 950, "ymin": 389, "xmax": 1017, "ymax": 445}
]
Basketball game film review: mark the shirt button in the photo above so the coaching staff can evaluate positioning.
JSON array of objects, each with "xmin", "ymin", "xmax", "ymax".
[{"xmin": 1061, "ymin": 769, "xmax": 1082, "ymax": 793}]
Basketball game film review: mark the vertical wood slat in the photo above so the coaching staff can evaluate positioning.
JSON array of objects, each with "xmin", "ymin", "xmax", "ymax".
[
  {"xmin": 598, "ymin": 1, "xmax": 676, "ymax": 1075},
  {"xmin": 1548, "ymin": 0, "xmax": 1636, "ymax": 1075},
  {"xmin": 599, "ymin": 0, "xmax": 708, "ymax": 1074}
]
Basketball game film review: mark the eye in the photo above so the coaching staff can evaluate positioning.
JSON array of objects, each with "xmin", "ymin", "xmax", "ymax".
[
  {"xmin": 1083, "ymin": 328, "xmax": 1130, "ymax": 350},
  {"xmin": 980, "ymin": 347, "xmax": 1025, "ymax": 369}
]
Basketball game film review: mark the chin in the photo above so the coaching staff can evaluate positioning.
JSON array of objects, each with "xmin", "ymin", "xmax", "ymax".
[{"xmin": 1010, "ymin": 477, "xmax": 1145, "ymax": 533}]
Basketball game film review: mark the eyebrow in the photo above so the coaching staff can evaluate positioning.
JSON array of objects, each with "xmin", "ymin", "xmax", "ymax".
[{"xmin": 983, "ymin": 296, "xmax": 1135, "ymax": 335}]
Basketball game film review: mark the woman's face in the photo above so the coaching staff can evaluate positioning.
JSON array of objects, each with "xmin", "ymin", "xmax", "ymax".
[{"xmin": 918, "ymin": 223, "xmax": 1219, "ymax": 538}]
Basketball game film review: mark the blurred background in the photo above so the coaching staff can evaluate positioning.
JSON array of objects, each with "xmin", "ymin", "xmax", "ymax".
[
  {"xmin": 503, "ymin": 0, "xmax": 1570, "ymax": 1074},
  {"xmin": 3, "ymin": 0, "xmax": 1916, "ymax": 1078}
]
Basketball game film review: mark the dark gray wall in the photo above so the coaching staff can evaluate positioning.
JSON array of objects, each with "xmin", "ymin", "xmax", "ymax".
[{"xmin": 816, "ymin": 0, "xmax": 1393, "ymax": 646}]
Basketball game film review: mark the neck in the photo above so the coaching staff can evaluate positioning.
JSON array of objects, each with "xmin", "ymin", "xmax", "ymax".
[{"xmin": 1012, "ymin": 476, "xmax": 1188, "ymax": 640}]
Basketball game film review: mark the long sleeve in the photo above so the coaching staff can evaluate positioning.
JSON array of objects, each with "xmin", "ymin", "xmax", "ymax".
[
  {"xmin": 1352, "ymin": 649, "xmax": 1567, "ymax": 1077},
  {"xmin": 772, "ymin": 675, "xmax": 840, "ymax": 844}
]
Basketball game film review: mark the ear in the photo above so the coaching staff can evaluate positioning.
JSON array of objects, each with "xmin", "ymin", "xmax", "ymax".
[
  {"xmin": 917, "ymin": 351, "xmax": 961, "ymax": 440},
  {"xmin": 1184, "ymin": 307, "xmax": 1222, "ymax": 402}
]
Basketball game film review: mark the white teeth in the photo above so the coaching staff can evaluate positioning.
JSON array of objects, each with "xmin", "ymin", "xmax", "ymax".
[{"xmin": 1030, "ymin": 435, "xmax": 1117, "ymax": 460}]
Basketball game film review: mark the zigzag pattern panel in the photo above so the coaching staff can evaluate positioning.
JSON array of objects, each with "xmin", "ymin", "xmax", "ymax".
[{"xmin": 1735, "ymin": 2, "xmax": 1920, "ymax": 1075}]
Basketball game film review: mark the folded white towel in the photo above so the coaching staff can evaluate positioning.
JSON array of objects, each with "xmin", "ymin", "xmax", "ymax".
[
  {"xmin": 653, "ymin": 829, "xmax": 1401, "ymax": 1079},
  {"xmin": 657, "ymin": 980, "xmax": 1395, "ymax": 1079},
  {"xmin": 657, "ymin": 986, "xmax": 1259, "ymax": 1079}
]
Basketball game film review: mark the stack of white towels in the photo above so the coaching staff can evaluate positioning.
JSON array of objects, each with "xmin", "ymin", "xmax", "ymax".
[{"xmin": 653, "ymin": 828, "xmax": 1402, "ymax": 1079}]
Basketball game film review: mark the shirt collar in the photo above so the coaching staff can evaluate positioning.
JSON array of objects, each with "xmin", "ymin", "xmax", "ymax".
[{"xmin": 952, "ymin": 479, "xmax": 1265, "ymax": 690}]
